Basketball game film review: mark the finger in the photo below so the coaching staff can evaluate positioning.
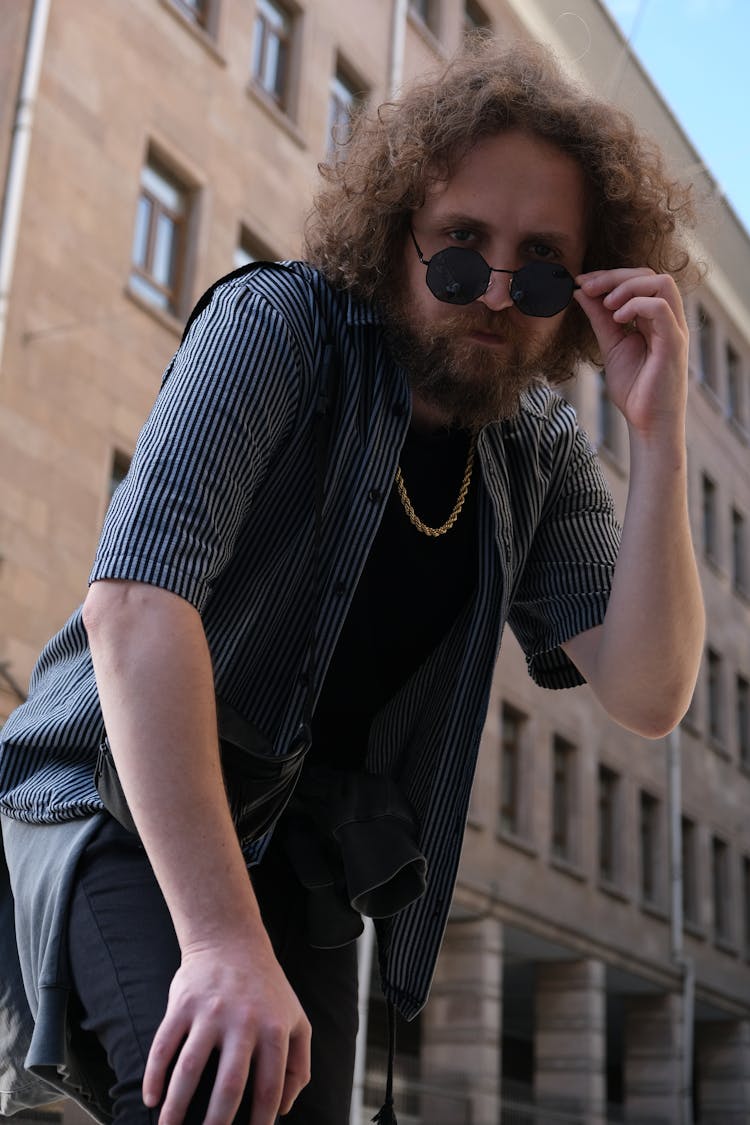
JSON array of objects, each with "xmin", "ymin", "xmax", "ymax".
[
  {"xmin": 602, "ymin": 277, "xmax": 686, "ymax": 327},
  {"xmin": 143, "ymin": 1013, "xmax": 191, "ymax": 1109},
  {"xmin": 158, "ymin": 1027, "xmax": 218, "ymax": 1125},
  {"xmin": 278, "ymin": 1023, "xmax": 312, "ymax": 1115},
  {"xmin": 576, "ymin": 267, "xmax": 654, "ymax": 293},
  {"xmin": 202, "ymin": 1037, "xmax": 256, "ymax": 1125},
  {"xmin": 608, "ymin": 294, "xmax": 680, "ymax": 333},
  {"xmin": 248, "ymin": 1032, "xmax": 289, "ymax": 1125}
]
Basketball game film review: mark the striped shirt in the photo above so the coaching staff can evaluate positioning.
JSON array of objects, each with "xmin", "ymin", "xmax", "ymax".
[{"xmin": 0, "ymin": 263, "xmax": 621, "ymax": 1017}]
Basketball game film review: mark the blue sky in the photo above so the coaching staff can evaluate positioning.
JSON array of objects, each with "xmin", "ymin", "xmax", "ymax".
[{"xmin": 601, "ymin": 0, "xmax": 750, "ymax": 235}]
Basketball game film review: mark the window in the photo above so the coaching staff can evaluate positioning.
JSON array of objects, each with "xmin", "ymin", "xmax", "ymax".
[
  {"xmin": 327, "ymin": 64, "xmax": 363, "ymax": 161},
  {"xmin": 639, "ymin": 791, "xmax": 661, "ymax": 906},
  {"xmin": 597, "ymin": 370, "xmax": 620, "ymax": 459},
  {"xmin": 171, "ymin": 0, "xmax": 210, "ymax": 29},
  {"xmin": 464, "ymin": 0, "xmax": 490, "ymax": 33},
  {"xmin": 500, "ymin": 705, "xmax": 525, "ymax": 836},
  {"xmin": 732, "ymin": 508, "xmax": 747, "ymax": 594},
  {"xmin": 598, "ymin": 765, "xmax": 620, "ymax": 884},
  {"xmin": 109, "ymin": 451, "xmax": 131, "ymax": 501},
  {"xmin": 737, "ymin": 675, "xmax": 750, "ymax": 770},
  {"xmin": 681, "ymin": 816, "xmax": 699, "ymax": 926},
  {"xmin": 409, "ymin": 0, "xmax": 440, "ymax": 36},
  {"xmin": 711, "ymin": 835, "xmax": 731, "ymax": 943},
  {"xmin": 726, "ymin": 343, "xmax": 744, "ymax": 427},
  {"xmin": 707, "ymin": 648, "xmax": 724, "ymax": 745},
  {"xmin": 698, "ymin": 305, "xmax": 717, "ymax": 393},
  {"xmin": 234, "ymin": 227, "xmax": 274, "ymax": 270},
  {"xmin": 702, "ymin": 473, "xmax": 718, "ymax": 563},
  {"xmin": 551, "ymin": 735, "xmax": 576, "ymax": 862},
  {"xmin": 130, "ymin": 155, "xmax": 190, "ymax": 315},
  {"xmin": 252, "ymin": 0, "xmax": 293, "ymax": 110}
]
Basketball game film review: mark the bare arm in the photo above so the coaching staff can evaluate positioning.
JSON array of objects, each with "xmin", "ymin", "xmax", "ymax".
[
  {"xmin": 83, "ymin": 578, "xmax": 311, "ymax": 1125},
  {"xmin": 562, "ymin": 269, "xmax": 705, "ymax": 738}
]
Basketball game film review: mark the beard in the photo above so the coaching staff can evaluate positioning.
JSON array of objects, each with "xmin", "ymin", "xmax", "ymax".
[{"xmin": 382, "ymin": 290, "xmax": 579, "ymax": 432}]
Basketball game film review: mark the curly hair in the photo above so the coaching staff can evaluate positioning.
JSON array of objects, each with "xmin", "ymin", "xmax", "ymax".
[{"xmin": 304, "ymin": 37, "xmax": 702, "ymax": 374}]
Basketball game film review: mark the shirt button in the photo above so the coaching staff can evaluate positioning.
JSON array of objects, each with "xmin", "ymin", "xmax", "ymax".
[
  {"xmin": 334, "ymin": 580, "xmax": 347, "ymax": 596},
  {"xmin": 368, "ymin": 488, "xmax": 383, "ymax": 502}
]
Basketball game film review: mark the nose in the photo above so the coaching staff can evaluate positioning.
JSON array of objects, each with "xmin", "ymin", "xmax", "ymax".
[{"xmin": 476, "ymin": 272, "xmax": 514, "ymax": 313}]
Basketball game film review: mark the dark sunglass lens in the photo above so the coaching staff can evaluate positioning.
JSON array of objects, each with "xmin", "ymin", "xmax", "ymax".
[
  {"xmin": 510, "ymin": 262, "xmax": 575, "ymax": 317},
  {"xmin": 425, "ymin": 248, "xmax": 489, "ymax": 305}
]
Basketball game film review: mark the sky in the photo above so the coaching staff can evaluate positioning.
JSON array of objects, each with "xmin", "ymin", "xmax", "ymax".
[{"xmin": 601, "ymin": 0, "xmax": 750, "ymax": 235}]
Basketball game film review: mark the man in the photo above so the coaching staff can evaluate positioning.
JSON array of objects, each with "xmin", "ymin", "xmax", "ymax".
[{"xmin": 0, "ymin": 39, "xmax": 703, "ymax": 1125}]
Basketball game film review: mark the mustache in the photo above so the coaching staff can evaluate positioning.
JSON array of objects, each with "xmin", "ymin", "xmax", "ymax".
[{"xmin": 422, "ymin": 307, "xmax": 522, "ymax": 343}]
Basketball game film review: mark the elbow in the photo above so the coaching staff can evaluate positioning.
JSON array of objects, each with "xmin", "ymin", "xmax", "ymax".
[{"xmin": 611, "ymin": 687, "xmax": 694, "ymax": 741}]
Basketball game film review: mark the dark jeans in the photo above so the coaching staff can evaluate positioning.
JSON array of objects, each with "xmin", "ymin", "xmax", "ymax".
[{"xmin": 67, "ymin": 816, "xmax": 358, "ymax": 1124}]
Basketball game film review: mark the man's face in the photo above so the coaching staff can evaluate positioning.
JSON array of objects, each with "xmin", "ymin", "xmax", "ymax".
[{"xmin": 387, "ymin": 129, "xmax": 588, "ymax": 429}]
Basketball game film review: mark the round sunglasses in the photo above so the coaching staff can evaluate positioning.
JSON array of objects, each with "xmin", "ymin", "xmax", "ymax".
[{"xmin": 410, "ymin": 229, "xmax": 579, "ymax": 318}]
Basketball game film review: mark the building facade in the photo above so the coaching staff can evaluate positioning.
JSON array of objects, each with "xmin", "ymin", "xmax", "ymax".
[{"xmin": 1, "ymin": 1, "xmax": 748, "ymax": 1122}]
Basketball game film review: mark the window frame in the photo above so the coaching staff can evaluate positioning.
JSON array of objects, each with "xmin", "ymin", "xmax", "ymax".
[
  {"xmin": 639, "ymin": 790, "xmax": 661, "ymax": 907},
  {"xmin": 701, "ymin": 472, "xmax": 718, "ymax": 565},
  {"xmin": 711, "ymin": 835, "xmax": 732, "ymax": 945},
  {"xmin": 251, "ymin": 0, "xmax": 295, "ymax": 113},
  {"xmin": 550, "ymin": 734, "xmax": 577, "ymax": 864},
  {"xmin": 706, "ymin": 647, "xmax": 725, "ymax": 746},
  {"xmin": 499, "ymin": 704, "xmax": 527, "ymax": 838},
  {"xmin": 326, "ymin": 59, "xmax": 366, "ymax": 162},
  {"xmin": 129, "ymin": 154, "xmax": 192, "ymax": 318},
  {"xmin": 597, "ymin": 764, "xmax": 621, "ymax": 886}
]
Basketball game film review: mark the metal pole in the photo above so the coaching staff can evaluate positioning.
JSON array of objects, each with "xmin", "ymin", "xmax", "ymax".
[
  {"xmin": 0, "ymin": 0, "xmax": 52, "ymax": 372},
  {"xmin": 388, "ymin": 0, "xmax": 408, "ymax": 98},
  {"xmin": 350, "ymin": 917, "xmax": 375, "ymax": 1125},
  {"xmin": 667, "ymin": 726, "xmax": 694, "ymax": 1124}
]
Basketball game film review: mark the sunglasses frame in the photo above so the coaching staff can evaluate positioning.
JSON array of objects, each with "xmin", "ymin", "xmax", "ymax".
[{"xmin": 409, "ymin": 228, "xmax": 579, "ymax": 318}]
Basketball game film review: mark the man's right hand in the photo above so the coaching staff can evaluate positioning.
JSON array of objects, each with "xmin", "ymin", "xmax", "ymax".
[
  {"xmin": 142, "ymin": 936, "xmax": 311, "ymax": 1125},
  {"xmin": 84, "ymin": 580, "xmax": 312, "ymax": 1124}
]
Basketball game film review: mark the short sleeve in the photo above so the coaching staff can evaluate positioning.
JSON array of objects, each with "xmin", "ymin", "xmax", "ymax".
[
  {"xmin": 507, "ymin": 404, "xmax": 621, "ymax": 689},
  {"xmin": 89, "ymin": 278, "xmax": 307, "ymax": 612}
]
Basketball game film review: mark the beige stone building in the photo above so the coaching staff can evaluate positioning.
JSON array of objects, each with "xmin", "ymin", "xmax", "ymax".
[{"xmin": 1, "ymin": 1, "xmax": 748, "ymax": 1123}]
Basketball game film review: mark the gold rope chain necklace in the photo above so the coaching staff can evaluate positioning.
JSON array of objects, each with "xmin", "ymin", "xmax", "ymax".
[{"xmin": 394, "ymin": 434, "xmax": 477, "ymax": 538}]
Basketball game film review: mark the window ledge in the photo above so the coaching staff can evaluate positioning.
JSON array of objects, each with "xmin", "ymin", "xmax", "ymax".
[
  {"xmin": 598, "ymin": 878, "xmax": 629, "ymax": 903},
  {"xmin": 728, "ymin": 416, "xmax": 750, "ymax": 445},
  {"xmin": 158, "ymin": 0, "xmax": 226, "ymax": 65},
  {"xmin": 714, "ymin": 935, "xmax": 739, "ymax": 958},
  {"xmin": 549, "ymin": 855, "xmax": 586, "ymax": 882},
  {"xmin": 596, "ymin": 443, "xmax": 627, "ymax": 478},
  {"xmin": 697, "ymin": 379, "xmax": 723, "ymax": 414},
  {"xmin": 683, "ymin": 919, "xmax": 706, "ymax": 941},
  {"xmin": 708, "ymin": 735, "xmax": 730, "ymax": 759},
  {"xmin": 406, "ymin": 8, "xmax": 448, "ymax": 56},
  {"xmin": 246, "ymin": 82, "xmax": 307, "ymax": 150},
  {"xmin": 732, "ymin": 583, "xmax": 750, "ymax": 607},
  {"xmin": 680, "ymin": 714, "xmax": 701, "ymax": 738},
  {"xmin": 639, "ymin": 899, "xmax": 669, "ymax": 923},
  {"xmin": 125, "ymin": 284, "xmax": 183, "ymax": 338},
  {"xmin": 497, "ymin": 828, "xmax": 537, "ymax": 857}
]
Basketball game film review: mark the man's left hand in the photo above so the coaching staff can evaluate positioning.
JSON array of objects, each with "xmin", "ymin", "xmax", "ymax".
[{"xmin": 574, "ymin": 268, "xmax": 689, "ymax": 440}]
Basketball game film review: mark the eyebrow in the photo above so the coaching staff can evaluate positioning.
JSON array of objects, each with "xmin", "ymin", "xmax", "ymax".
[{"xmin": 424, "ymin": 211, "xmax": 579, "ymax": 251}]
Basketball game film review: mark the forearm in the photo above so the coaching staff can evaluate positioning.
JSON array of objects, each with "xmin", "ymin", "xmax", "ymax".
[
  {"xmin": 568, "ymin": 428, "xmax": 704, "ymax": 736},
  {"xmin": 83, "ymin": 580, "xmax": 269, "ymax": 953}
]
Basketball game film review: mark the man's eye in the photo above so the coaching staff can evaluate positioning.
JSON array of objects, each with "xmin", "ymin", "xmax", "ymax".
[
  {"xmin": 448, "ymin": 230, "xmax": 475, "ymax": 244},
  {"xmin": 527, "ymin": 242, "xmax": 558, "ymax": 260}
]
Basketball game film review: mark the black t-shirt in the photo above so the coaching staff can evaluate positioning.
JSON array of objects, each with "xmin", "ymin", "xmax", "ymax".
[{"xmin": 310, "ymin": 425, "xmax": 479, "ymax": 769}]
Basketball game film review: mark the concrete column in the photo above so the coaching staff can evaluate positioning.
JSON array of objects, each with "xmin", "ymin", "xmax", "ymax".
[
  {"xmin": 533, "ymin": 959, "xmax": 606, "ymax": 1124},
  {"xmin": 420, "ymin": 915, "xmax": 503, "ymax": 1125},
  {"xmin": 624, "ymin": 992, "xmax": 683, "ymax": 1123},
  {"xmin": 697, "ymin": 1019, "xmax": 750, "ymax": 1124}
]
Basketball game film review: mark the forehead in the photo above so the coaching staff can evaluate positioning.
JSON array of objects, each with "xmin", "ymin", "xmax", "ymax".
[{"xmin": 420, "ymin": 130, "xmax": 588, "ymax": 251}]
